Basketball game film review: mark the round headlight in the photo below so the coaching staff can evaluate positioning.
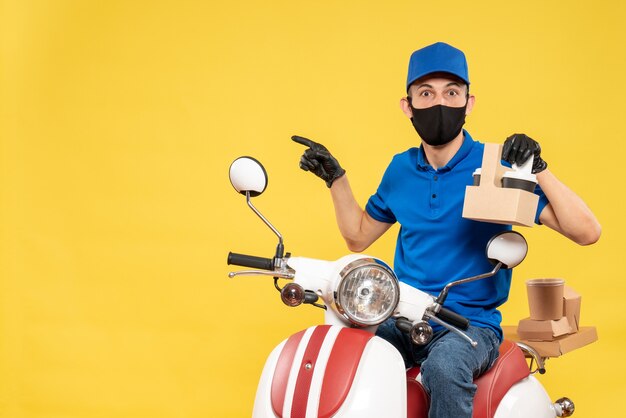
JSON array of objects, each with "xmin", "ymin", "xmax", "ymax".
[{"xmin": 335, "ymin": 258, "xmax": 400, "ymax": 327}]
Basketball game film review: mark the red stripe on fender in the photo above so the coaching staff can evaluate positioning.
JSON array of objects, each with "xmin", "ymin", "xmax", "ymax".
[
  {"xmin": 318, "ymin": 328, "xmax": 375, "ymax": 418},
  {"xmin": 290, "ymin": 326, "xmax": 331, "ymax": 418},
  {"xmin": 271, "ymin": 329, "xmax": 306, "ymax": 417}
]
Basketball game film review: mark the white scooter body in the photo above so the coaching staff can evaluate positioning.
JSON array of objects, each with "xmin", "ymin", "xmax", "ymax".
[
  {"xmin": 253, "ymin": 326, "xmax": 407, "ymax": 418},
  {"xmin": 252, "ymin": 326, "xmax": 561, "ymax": 418},
  {"xmin": 250, "ymin": 256, "xmax": 563, "ymax": 418},
  {"xmin": 494, "ymin": 376, "xmax": 560, "ymax": 418},
  {"xmin": 252, "ymin": 256, "xmax": 408, "ymax": 418}
]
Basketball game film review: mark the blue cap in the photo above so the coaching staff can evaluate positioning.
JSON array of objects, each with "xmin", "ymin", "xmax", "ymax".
[{"xmin": 406, "ymin": 42, "xmax": 469, "ymax": 91}]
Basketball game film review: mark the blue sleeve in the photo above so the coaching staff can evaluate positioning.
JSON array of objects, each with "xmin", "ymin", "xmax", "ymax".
[{"xmin": 365, "ymin": 159, "xmax": 397, "ymax": 225}]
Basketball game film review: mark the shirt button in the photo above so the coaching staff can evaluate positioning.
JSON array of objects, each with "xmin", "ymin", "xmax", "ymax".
[
  {"xmin": 432, "ymin": 194, "xmax": 437, "ymax": 198},
  {"xmin": 434, "ymin": 176, "xmax": 438, "ymax": 181}
]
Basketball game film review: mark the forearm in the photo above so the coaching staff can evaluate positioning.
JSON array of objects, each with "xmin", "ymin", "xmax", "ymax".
[
  {"xmin": 537, "ymin": 169, "xmax": 601, "ymax": 245},
  {"xmin": 291, "ymin": 135, "xmax": 391, "ymax": 250},
  {"xmin": 329, "ymin": 176, "xmax": 390, "ymax": 252}
]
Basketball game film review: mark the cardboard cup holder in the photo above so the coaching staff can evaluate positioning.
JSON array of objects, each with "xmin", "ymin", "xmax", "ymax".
[{"xmin": 462, "ymin": 143, "xmax": 539, "ymax": 227}]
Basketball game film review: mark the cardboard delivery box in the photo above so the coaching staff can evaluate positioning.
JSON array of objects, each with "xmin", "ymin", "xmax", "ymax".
[
  {"xmin": 517, "ymin": 317, "xmax": 573, "ymax": 341},
  {"xmin": 563, "ymin": 286, "xmax": 581, "ymax": 332},
  {"xmin": 503, "ymin": 326, "xmax": 598, "ymax": 358},
  {"xmin": 462, "ymin": 143, "xmax": 539, "ymax": 227}
]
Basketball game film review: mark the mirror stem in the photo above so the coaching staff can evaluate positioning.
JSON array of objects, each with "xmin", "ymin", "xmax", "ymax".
[
  {"xmin": 436, "ymin": 262, "xmax": 502, "ymax": 305},
  {"xmin": 246, "ymin": 192, "xmax": 285, "ymax": 258}
]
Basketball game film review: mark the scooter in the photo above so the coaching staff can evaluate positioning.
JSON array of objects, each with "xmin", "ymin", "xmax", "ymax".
[{"xmin": 226, "ymin": 156, "xmax": 575, "ymax": 418}]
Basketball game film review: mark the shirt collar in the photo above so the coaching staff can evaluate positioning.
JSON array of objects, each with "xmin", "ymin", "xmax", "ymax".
[{"xmin": 417, "ymin": 129, "xmax": 474, "ymax": 172}]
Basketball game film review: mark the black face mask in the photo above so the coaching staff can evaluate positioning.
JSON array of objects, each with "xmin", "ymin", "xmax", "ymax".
[{"xmin": 409, "ymin": 101, "xmax": 467, "ymax": 146}]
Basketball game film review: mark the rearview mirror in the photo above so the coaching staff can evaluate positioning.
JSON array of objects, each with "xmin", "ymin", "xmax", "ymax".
[
  {"xmin": 436, "ymin": 230, "xmax": 528, "ymax": 306},
  {"xmin": 486, "ymin": 231, "xmax": 528, "ymax": 269},
  {"xmin": 229, "ymin": 156, "xmax": 268, "ymax": 197},
  {"xmin": 228, "ymin": 156, "xmax": 284, "ymax": 257}
]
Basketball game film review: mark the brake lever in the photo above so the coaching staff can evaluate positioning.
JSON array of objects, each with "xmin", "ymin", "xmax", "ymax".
[{"xmin": 228, "ymin": 270, "xmax": 295, "ymax": 279}]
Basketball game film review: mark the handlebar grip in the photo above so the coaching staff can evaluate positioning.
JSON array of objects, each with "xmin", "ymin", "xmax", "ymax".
[
  {"xmin": 435, "ymin": 307, "xmax": 470, "ymax": 330},
  {"xmin": 227, "ymin": 252, "xmax": 274, "ymax": 270}
]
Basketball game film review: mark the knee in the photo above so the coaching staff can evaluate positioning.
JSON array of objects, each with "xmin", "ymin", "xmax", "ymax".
[{"xmin": 421, "ymin": 355, "xmax": 474, "ymax": 393}]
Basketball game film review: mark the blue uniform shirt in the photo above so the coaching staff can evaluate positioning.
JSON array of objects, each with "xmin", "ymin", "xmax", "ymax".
[{"xmin": 365, "ymin": 131, "xmax": 549, "ymax": 339}]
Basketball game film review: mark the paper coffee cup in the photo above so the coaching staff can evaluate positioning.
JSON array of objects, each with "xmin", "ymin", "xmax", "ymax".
[{"xmin": 526, "ymin": 278, "xmax": 565, "ymax": 320}]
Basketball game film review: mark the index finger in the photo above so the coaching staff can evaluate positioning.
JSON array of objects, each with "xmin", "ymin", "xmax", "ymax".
[{"xmin": 291, "ymin": 135, "xmax": 316, "ymax": 148}]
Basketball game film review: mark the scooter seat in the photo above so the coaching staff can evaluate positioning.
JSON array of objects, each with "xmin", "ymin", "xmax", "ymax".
[{"xmin": 406, "ymin": 340, "xmax": 530, "ymax": 418}]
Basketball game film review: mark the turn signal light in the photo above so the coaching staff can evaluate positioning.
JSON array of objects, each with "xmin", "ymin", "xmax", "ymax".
[{"xmin": 281, "ymin": 283, "xmax": 305, "ymax": 307}]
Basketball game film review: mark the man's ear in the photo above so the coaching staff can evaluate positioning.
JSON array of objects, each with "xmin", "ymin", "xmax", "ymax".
[
  {"xmin": 400, "ymin": 97, "xmax": 413, "ymax": 118},
  {"xmin": 465, "ymin": 94, "xmax": 476, "ymax": 115}
]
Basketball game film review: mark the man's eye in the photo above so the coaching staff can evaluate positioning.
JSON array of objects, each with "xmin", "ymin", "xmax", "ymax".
[
  {"xmin": 448, "ymin": 90, "xmax": 459, "ymax": 96},
  {"xmin": 420, "ymin": 91, "xmax": 431, "ymax": 97}
]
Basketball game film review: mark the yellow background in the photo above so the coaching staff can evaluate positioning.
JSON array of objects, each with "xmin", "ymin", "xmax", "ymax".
[{"xmin": 1, "ymin": 1, "xmax": 624, "ymax": 417}]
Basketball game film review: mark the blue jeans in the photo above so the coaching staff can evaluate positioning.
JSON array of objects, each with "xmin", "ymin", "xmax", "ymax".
[{"xmin": 376, "ymin": 318, "xmax": 501, "ymax": 418}]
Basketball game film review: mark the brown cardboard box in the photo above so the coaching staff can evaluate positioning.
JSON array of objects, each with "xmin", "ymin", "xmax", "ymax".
[
  {"xmin": 517, "ymin": 317, "xmax": 572, "ymax": 341},
  {"xmin": 503, "ymin": 326, "xmax": 598, "ymax": 358},
  {"xmin": 563, "ymin": 286, "xmax": 581, "ymax": 332},
  {"xmin": 462, "ymin": 143, "xmax": 539, "ymax": 227}
]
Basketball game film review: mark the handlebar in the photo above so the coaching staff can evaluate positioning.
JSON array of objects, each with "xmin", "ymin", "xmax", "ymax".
[
  {"xmin": 227, "ymin": 252, "xmax": 274, "ymax": 270},
  {"xmin": 434, "ymin": 307, "xmax": 470, "ymax": 330}
]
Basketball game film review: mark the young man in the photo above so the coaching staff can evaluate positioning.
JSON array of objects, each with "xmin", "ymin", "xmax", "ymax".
[{"xmin": 293, "ymin": 42, "xmax": 600, "ymax": 418}]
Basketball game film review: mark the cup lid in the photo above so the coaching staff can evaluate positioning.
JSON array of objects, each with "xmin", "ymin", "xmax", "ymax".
[
  {"xmin": 526, "ymin": 278, "xmax": 565, "ymax": 286},
  {"xmin": 503, "ymin": 169, "xmax": 537, "ymax": 183}
]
